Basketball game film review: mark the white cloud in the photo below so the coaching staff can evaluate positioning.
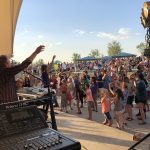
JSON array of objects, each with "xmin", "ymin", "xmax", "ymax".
[
  {"xmin": 135, "ymin": 32, "xmax": 141, "ymax": 36},
  {"xmin": 55, "ymin": 42, "xmax": 63, "ymax": 45},
  {"xmin": 21, "ymin": 26, "xmax": 31, "ymax": 34},
  {"xmin": 97, "ymin": 27, "xmax": 131, "ymax": 40},
  {"xmin": 74, "ymin": 29, "xmax": 85, "ymax": 35},
  {"xmin": 118, "ymin": 28, "xmax": 130, "ymax": 35},
  {"xmin": 21, "ymin": 42, "xmax": 27, "ymax": 47},
  {"xmin": 33, "ymin": 41, "xmax": 53, "ymax": 48},
  {"xmin": 37, "ymin": 35, "xmax": 44, "ymax": 39},
  {"xmin": 43, "ymin": 42, "xmax": 53, "ymax": 49},
  {"xmin": 97, "ymin": 32, "xmax": 117, "ymax": 40},
  {"xmin": 24, "ymin": 29, "xmax": 29, "ymax": 33},
  {"xmin": 89, "ymin": 31, "xmax": 94, "ymax": 34}
]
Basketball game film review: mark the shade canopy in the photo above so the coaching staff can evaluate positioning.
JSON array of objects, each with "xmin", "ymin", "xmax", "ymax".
[
  {"xmin": 55, "ymin": 60, "xmax": 62, "ymax": 64},
  {"xmin": 111, "ymin": 52, "xmax": 136, "ymax": 58},
  {"xmin": 77, "ymin": 56, "xmax": 100, "ymax": 61},
  {"xmin": 0, "ymin": 0, "xmax": 22, "ymax": 57}
]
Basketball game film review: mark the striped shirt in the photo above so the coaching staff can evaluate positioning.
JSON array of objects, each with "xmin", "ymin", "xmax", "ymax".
[{"xmin": 0, "ymin": 58, "xmax": 31, "ymax": 104}]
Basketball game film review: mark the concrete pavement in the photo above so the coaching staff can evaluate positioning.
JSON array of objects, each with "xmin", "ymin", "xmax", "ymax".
[{"xmin": 52, "ymin": 98, "xmax": 150, "ymax": 150}]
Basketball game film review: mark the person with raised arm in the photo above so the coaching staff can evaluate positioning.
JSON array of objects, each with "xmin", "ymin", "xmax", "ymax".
[
  {"xmin": 41, "ymin": 55, "xmax": 56, "ymax": 88},
  {"xmin": 0, "ymin": 45, "xmax": 45, "ymax": 104}
]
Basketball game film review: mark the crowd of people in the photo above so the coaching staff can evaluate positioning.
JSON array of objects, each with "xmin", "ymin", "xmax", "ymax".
[
  {"xmin": 15, "ymin": 54, "xmax": 150, "ymax": 130},
  {"xmin": 55, "ymin": 60, "xmax": 105, "ymax": 72}
]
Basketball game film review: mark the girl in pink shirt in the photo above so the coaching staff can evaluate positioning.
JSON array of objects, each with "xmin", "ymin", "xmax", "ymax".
[
  {"xmin": 101, "ymin": 88, "xmax": 113, "ymax": 126},
  {"xmin": 86, "ymin": 84, "xmax": 94, "ymax": 120}
]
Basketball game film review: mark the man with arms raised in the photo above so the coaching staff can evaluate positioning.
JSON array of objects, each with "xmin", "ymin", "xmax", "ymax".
[{"xmin": 0, "ymin": 45, "xmax": 45, "ymax": 104}]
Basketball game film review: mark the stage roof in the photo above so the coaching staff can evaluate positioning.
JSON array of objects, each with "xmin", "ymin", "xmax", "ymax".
[{"xmin": 0, "ymin": 0, "xmax": 22, "ymax": 57}]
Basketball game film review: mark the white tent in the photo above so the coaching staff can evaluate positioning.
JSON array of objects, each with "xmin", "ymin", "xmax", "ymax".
[{"xmin": 0, "ymin": 0, "xmax": 22, "ymax": 57}]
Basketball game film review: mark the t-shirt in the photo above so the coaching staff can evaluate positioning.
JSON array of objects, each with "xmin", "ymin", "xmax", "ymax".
[
  {"xmin": 103, "ymin": 75, "xmax": 112, "ymax": 89},
  {"xmin": 86, "ymin": 74, "xmax": 90, "ymax": 80},
  {"xmin": 0, "ymin": 58, "xmax": 31, "ymax": 103},
  {"xmin": 49, "ymin": 79, "xmax": 58, "ymax": 89},
  {"xmin": 136, "ymin": 80, "xmax": 147, "ymax": 102},
  {"xmin": 41, "ymin": 72, "xmax": 50, "ymax": 88},
  {"xmin": 96, "ymin": 74, "xmax": 104, "ymax": 88},
  {"xmin": 60, "ymin": 84, "xmax": 67, "ymax": 93},
  {"xmin": 114, "ymin": 98, "xmax": 123, "ymax": 111},
  {"xmin": 91, "ymin": 83, "xmax": 98, "ymax": 96},
  {"xmin": 101, "ymin": 97, "xmax": 111, "ymax": 113},
  {"xmin": 86, "ymin": 88, "xmax": 93, "ymax": 102}
]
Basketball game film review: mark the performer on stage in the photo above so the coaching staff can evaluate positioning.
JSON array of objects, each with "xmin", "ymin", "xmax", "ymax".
[{"xmin": 0, "ymin": 45, "xmax": 45, "ymax": 104}]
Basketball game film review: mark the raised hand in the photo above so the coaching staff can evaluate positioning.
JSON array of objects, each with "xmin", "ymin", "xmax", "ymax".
[
  {"xmin": 52, "ymin": 55, "xmax": 56, "ymax": 60},
  {"xmin": 34, "ymin": 45, "xmax": 45, "ymax": 54},
  {"xmin": 29, "ymin": 45, "xmax": 45, "ymax": 62}
]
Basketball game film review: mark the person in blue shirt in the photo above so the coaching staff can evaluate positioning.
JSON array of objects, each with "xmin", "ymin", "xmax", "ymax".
[
  {"xmin": 41, "ymin": 55, "xmax": 56, "ymax": 88},
  {"xmin": 41, "ymin": 64, "xmax": 50, "ymax": 88},
  {"xmin": 135, "ymin": 73, "xmax": 147, "ymax": 125}
]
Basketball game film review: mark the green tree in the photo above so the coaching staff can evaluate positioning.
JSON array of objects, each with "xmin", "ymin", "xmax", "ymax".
[
  {"xmin": 35, "ymin": 59, "xmax": 44, "ymax": 65},
  {"xmin": 89, "ymin": 49, "xmax": 101, "ymax": 58},
  {"xmin": 136, "ymin": 42, "xmax": 146, "ymax": 55},
  {"xmin": 72, "ymin": 53, "xmax": 81, "ymax": 62},
  {"xmin": 107, "ymin": 41, "xmax": 122, "ymax": 56}
]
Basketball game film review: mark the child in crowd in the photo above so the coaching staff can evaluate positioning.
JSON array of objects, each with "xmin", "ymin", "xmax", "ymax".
[
  {"xmin": 67, "ymin": 77, "xmax": 74, "ymax": 110},
  {"xmin": 101, "ymin": 88, "xmax": 113, "ymax": 126},
  {"xmin": 122, "ymin": 82, "xmax": 128, "ymax": 109},
  {"xmin": 50, "ymin": 74, "xmax": 59, "ymax": 107},
  {"xmin": 126, "ymin": 74, "xmax": 136, "ymax": 120},
  {"xmin": 60, "ymin": 79, "xmax": 68, "ymax": 113},
  {"xmin": 112, "ymin": 89, "xmax": 125, "ymax": 130},
  {"xmin": 121, "ymin": 82, "xmax": 128, "ymax": 125},
  {"xmin": 90, "ymin": 76, "xmax": 98, "ymax": 112},
  {"xmin": 85, "ymin": 84, "xmax": 94, "ymax": 120},
  {"xmin": 73, "ymin": 75, "xmax": 82, "ymax": 114}
]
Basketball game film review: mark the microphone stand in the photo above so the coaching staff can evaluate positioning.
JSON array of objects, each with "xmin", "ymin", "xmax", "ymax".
[{"xmin": 23, "ymin": 70, "xmax": 57, "ymax": 130}]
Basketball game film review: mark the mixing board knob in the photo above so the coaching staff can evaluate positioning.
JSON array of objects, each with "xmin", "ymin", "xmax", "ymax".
[
  {"xmin": 58, "ymin": 135, "xmax": 62, "ymax": 139},
  {"xmin": 52, "ymin": 142, "xmax": 55, "ymax": 146},
  {"xmin": 28, "ymin": 143, "xmax": 32, "ymax": 147},
  {"xmin": 59, "ymin": 139, "xmax": 62, "ymax": 143},
  {"xmin": 55, "ymin": 141, "xmax": 59, "ymax": 145},
  {"xmin": 24, "ymin": 144, "xmax": 28, "ymax": 149},
  {"xmin": 47, "ymin": 143, "xmax": 51, "ymax": 147},
  {"xmin": 38, "ymin": 146, "xmax": 43, "ymax": 150},
  {"xmin": 43, "ymin": 145, "xmax": 47, "ymax": 149}
]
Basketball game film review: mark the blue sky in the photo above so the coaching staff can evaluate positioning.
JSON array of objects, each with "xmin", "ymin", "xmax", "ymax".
[{"xmin": 14, "ymin": 0, "xmax": 146, "ymax": 63}]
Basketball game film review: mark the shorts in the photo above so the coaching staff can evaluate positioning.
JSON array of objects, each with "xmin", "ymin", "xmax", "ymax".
[
  {"xmin": 137, "ymin": 101, "xmax": 147, "ymax": 105},
  {"xmin": 147, "ymin": 91, "xmax": 150, "ymax": 99},
  {"xmin": 104, "ymin": 112, "xmax": 112, "ymax": 120},
  {"xmin": 92, "ymin": 94, "xmax": 98, "ymax": 101},
  {"xmin": 87, "ymin": 101, "xmax": 93, "ymax": 109},
  {"xmin": 127, "ymin": 95, "xmax": 134, "ymax": 105}
]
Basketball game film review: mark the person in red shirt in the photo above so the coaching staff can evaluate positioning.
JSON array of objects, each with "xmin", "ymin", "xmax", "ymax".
[
  {"xmin": 60, "ymin": 79, "xmax": 68, "ymax": 113},
  {"xmin": 50, "ymin": 74, "xmax": 59, "ymax": 107},
  {"xmin": 101, "ymin": 88, "xmax": 113, "ymax": 126},
  {"xmin": 85, "ymin": 84, "xmax": 94, "ymax": 120}
]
